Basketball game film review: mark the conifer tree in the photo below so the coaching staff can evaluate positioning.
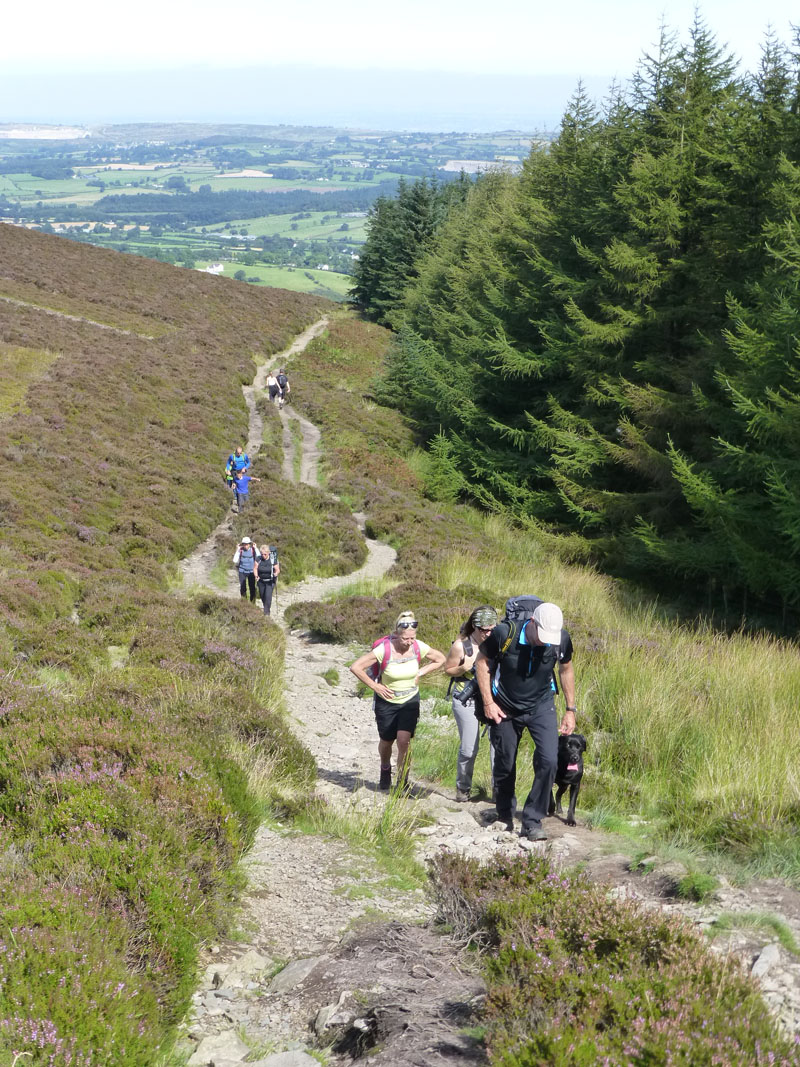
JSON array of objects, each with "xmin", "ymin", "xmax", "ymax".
[{"xmin": 349, "ymin": 177, "xmax": 461, "ymax": 326}]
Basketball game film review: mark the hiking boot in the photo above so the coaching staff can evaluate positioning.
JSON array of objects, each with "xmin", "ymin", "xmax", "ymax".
[
  {"xmin": 379, "ymin": 767, "xmax": 392, "ymax": 791},
  {"xmin": 521, "ymin": 825, "xmax": 547, "ymax": 842},
  {"xmin": 455, "ymin": 789, "xmax": 471, "ymax": 803},
  {"xmin": 396, "ymin": 774, "xmax": 410, "ymax": 792},
  {"xmin": 492, "ymin": 812, "xmax": 515, "ymax": 832}
]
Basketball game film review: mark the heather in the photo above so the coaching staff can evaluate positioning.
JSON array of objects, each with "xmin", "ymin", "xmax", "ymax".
[
  {"xmin": 431, "ymin": 851, "xmax": 800, "ymax": 1066},
  {"xmin": 283, "ymin": 313, "xmax": 800, "ymax": 881},
  {"xmin": 0, "ymin": 226, "xmax": 323, "ymax": 1064}
]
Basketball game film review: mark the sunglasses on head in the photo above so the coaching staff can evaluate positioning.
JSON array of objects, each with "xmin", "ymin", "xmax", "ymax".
[{"xmin": 397, "ymin": 621, "xmax": 418, "ymax": 630}]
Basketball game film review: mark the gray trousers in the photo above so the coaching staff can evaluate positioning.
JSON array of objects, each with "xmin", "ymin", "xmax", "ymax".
[
  {"xmin": 490, "ymin": 698, "xmax": 558, "ymax": 829},
  {"xmin": 451, "ymin": 695, "xmax": 494, "ymax": 793},
  {"xmin": 258, "ymin": 579, "xmax": 275, "ymax": 616}
]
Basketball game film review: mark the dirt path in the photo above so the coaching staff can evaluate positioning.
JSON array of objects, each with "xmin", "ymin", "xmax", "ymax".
[
  {"xmin": 178, "ymin": 317, "xmax": 329, "ymax": 593},
  {"xmin": 176, "ymin": 321, "xmax": 800, "ymax": 1065}
]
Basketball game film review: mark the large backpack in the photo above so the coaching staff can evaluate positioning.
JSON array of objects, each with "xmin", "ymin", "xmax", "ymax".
[
  {"xmin": 473, "ymin": 595, "xmax": 559, "ymax": 724},
  {"xmin": 367, "ymin": 635, "xmax": 421, "ymax": 682},
  {"xmin": 503, "ymin": 595, "xmax": 544, "ymax": 625},
  {"xmin": 277, "ymin": 373, "xmax": 288, "ymax": 389}
]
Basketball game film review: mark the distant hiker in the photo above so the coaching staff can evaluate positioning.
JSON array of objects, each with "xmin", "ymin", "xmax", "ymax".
[
  {"xmin": 266, "ymin": 372, "xmax": 280, "ymax": 404},
  {"xmin": 276, "ymin": 368, "xmax": 290, "ymax": 408},
  {"xmin": 256, "ymin": 542, "xmax": 280, "ymax": 616},
  {"xmin": 233, "ymin": 536, "xmax": 260, "ymax": 602},
  {"xmin": 349, "ymin": 611, "xmax": 445, "ymax": 792},
  {"xmin": 226, "ymin": 445, "xmax": 251, "ymax": 489},
  {"xmin": 444, "ymin": 605, "xmax": 498, "ymax": 802},
  {"xmin": 232, "ymin": 468, "xmax": 260, "ymax": 514},
  {"xmin": 475, "ymin": 601, "xmax": 576, "ymax": 842}
]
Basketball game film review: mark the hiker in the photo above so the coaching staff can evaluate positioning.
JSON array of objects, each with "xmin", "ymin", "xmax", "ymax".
[
  {"xmin": 256, "ymin": 542, "xmax": 280, "ymax": 616},
  {"xmin": 232, "ymin": 467, "xmax": 260, "ymax": 514},
  {"xmin": 349, "ymin": 611, "xmax": 445, "ymax": 792},
  {"xmin": 266, "ymin": 371, "xmax": 280, "ymax": 403},
  {"xmin": 475, "ymin": 601, "xmax": 576, "ymax": 842},
  {"xmin": 276, "ymin": 368, "xmax": 290, "ymax": 408},
  {"xmin": 444, "ymin": 605, "xmax": 498, "ymax": 802},
  {"xmin": 226, "ymin": 445, "xmax": 251, "ymax": 493},
  {"xmin": 233, "ymin": 537, "xmax": 260, "ymax": 602}
]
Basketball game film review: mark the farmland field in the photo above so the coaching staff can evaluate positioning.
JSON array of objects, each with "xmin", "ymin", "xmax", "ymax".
[
  {"xmin": 0, "ymin": 120, "xmax": 535, "ymax": 295},
  {"xmin": 196, "ymin": 261, "xmax": 352, "ymax": 300}
]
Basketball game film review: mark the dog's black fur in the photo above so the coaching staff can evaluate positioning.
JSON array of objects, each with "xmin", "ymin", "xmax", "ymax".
[{"xmin": 548, "ymin": 732, "xmax": 587, "ymax": 826}]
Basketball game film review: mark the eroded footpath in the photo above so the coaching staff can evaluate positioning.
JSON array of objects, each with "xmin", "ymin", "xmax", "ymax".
[{"xmin": 176, "ymin": 321, "xmax": 800, "ymax": 1066}]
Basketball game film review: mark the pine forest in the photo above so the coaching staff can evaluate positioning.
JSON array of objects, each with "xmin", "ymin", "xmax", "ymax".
[{"xmin": 352, "ymin": 19, "xmax": 800, "ymax": 627}]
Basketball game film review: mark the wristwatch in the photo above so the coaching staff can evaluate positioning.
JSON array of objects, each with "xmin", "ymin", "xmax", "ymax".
[{"xmin": 565, "ymin": 705, "xmax": 577, "ymax": 712}]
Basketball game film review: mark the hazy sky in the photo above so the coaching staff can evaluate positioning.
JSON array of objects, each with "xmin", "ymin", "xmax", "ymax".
[{"xmin": 2, "ymin": 0, "xmax": 798, "ymax": 129}]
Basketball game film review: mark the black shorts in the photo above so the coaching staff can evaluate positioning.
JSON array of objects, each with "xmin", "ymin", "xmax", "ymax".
[{"xmin": 374, "ymin": 693, "xmax": 420, "ymax": 741}]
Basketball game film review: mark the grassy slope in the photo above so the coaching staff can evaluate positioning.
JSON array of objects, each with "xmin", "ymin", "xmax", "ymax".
[{"xmin": 0, "ymin": 227, "xmax": 329, "ymax": 1065}]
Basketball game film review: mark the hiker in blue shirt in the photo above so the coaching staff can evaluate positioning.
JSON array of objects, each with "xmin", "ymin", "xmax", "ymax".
[
  {"xmin": 225, "ymin": 446, "xmax": 251, "ymax": 491},
  {"xmin": 232, "ymin": 468, "xmax": 260, "ymax": 514}
]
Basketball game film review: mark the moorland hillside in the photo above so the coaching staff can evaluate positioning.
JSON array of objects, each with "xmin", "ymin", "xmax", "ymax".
[{"xmin": 0, "ymin": 226, "xmax": 328, "ymax": 1064}]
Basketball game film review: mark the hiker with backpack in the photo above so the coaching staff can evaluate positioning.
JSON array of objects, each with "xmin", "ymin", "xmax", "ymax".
[
  {"xmin": 256, "ymin": 542, "xmax": 280, "ymax": 616},
  {"xmin": 233, "ymin": 537, "xmax": 260, "ymax": 602},
  {"xmin": 445, "ymin": 605, "xmax": 499, "ymax": 802},
  {"xmin": 474, "ymin": 597, "xmax": 576, "ymax": 842},
  {"xmin": 226, "ymin": 445, "xmax": 251, "ymax": 484},
  {"xmin": 276, "ymin": 368, "xmax": 290, "ymax": 408},
  {"xmin": 349, "ymin": 611, "xmax": 445, "ymax": 792}
]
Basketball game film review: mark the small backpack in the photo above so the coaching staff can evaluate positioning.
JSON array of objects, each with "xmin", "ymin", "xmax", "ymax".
[
  {"xmin": 258, "ymin": 548, "xmax": 278, "ymax": 581},
  {"xmin": 367, "ymin": 635, "xmax": 421, "ymax": 681},
  {"xmin": 277, "ymin": 373, "xmax": 288, "ymax": 389}
]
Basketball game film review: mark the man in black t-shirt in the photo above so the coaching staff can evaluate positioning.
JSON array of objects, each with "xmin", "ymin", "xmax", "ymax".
[{"xmin": 475, "ymin": 602, "xmax": 577, "ymax": 841}]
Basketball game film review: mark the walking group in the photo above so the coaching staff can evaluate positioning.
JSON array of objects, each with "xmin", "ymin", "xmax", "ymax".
[
  {"xmin": 266, "ymin": 368, "xmax": 290, "ymax": 408},
  {"xmin": 225, "ymin": 450, "xmax": 280, "ymax": 617},
  {"xmin": 233, "ymin": 537, "xmax": 280, "ymax": 616},
  {"xmin": 350, "ymin": 595, "xmax": 579, "ymax": 842},
  {"xmin": 224, "ymin": 369, "xmax": 291, "ymax": 515}
]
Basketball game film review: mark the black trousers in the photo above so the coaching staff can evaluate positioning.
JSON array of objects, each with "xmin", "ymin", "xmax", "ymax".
[
  {"xmin": 239, "ymin": 571, "xmax": 256, "ymax": 601},
  {"xmin": 490, "ymin": 698, "xmax": 558, "ymax": 829},
  {"xmin": 258, "ymin": 579, "xmax": 275, "ymax": 615}
]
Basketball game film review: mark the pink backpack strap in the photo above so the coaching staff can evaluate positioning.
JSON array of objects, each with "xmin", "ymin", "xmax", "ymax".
[
  {"xmin": 413, "ymin": 639, "xmax": 421, "ymax": 664},
  {"xmin": 369, "ymin": 635, "xmax": 392, "ymax": 680},
  {"xmin": 379, "ymin": 636, "xmax": 392, "ymax": 676}
]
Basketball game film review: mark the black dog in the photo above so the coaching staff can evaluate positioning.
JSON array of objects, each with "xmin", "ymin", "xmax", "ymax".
[{"xmin": 548, "ymin": 733, "xmax": 587, "ymax": 826}]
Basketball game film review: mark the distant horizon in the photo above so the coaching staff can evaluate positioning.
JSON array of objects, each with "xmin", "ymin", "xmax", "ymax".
[{"xmin": 0, "ymin": 66, "xmax": 628, "ymax": 134}]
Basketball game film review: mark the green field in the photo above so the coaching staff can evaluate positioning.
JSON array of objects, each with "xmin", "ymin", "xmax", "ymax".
[
  {"xmin": 207, "ymin": 210, "xmax": 368, "ymax": 242},
  {"xmin": 195, "ymin": 260, "xmax": 352, "ymax": 300}
]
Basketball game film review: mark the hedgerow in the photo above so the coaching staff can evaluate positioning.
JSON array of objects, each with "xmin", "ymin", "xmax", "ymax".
[{"xmin": 0, "ymin": 226, "xmax": 325, "ymax": 1063}]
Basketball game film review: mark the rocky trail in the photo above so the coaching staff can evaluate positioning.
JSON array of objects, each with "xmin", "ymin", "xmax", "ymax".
[{"xmin": 176, "ymin": 321, "xmax": 800, "ymax": 1066}]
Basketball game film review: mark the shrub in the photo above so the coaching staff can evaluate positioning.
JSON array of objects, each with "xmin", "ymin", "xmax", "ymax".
[{"xmin": 430, "ymin": 851, "xmax": 800, "ymax": 1066}]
